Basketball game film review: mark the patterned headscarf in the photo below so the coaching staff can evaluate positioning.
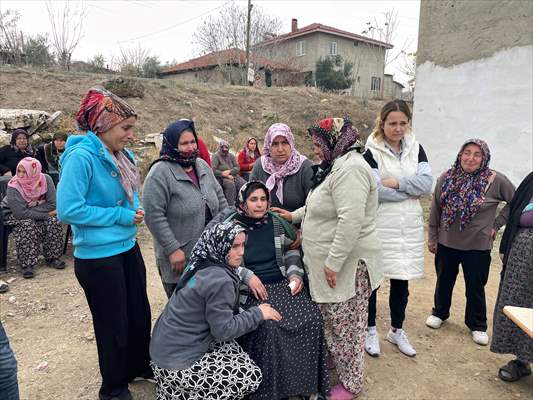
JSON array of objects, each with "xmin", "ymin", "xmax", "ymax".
[
  {"xmin": 235, "ymin": 180, "xmax": 270, "ymax": 230},
  {"xmin": 440, "ymin": 139, "xmax": 492, "ymax": 231},
  {"xmin": 10, "ymin": 129, "xmax": 34, "ymax": 155},
  {"xmin": 260, "ymin": 123, "xmax": 306, "ymax": 203},
  {"xmin": 8, "ymin": 157, "xmax": 48, "ymax": 207},
  {"xmin": 216, "ymin": 139, "xmax": 232, "ymax": 165},
  {"xmin": 151, "ymin": 119, "xmax": 199, "ymax": 169},
  {"xmin": 308, "ymin": 117, "xmax": 362, "ymax": 188},
  {"xmin": 76, "ymin": 86, "xmax": 137, "ymax": 134}
]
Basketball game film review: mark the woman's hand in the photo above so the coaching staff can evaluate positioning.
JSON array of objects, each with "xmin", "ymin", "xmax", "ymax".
[
  {"xmin": 270, "ymin": 207, "xmax": 292, "ymax": 222},
  {"xmin": 221, "ymin": 170, "xmax": 233, "ymax": 179},
  {"xmin": 48, "ymin": 209, "xmax": 57, "ymax": 217},
  {"xmin": 249, "ymin": 275, "xmax": 268, "ymax": 300},
  {"xmin": 490, "ymin": 228, "xmax": 497, "ymax": 240},
  {"xmin": 324, "ymin": 266, "xmax": 337, "ymax": 288},
  {"xmin": 258, "ymin": 303, "xmax": 282, "ymax": 321},
  {"xmin": 3, "ymin": 171, "xmax": 12, "ymax": 176},
  {"xmin": 428, "ymin": 241, "xmax": 437, "ymax": 254},
  {"xmin": 169, "ymin": 249, "xmax": 186, "ymax": 273},
  {"xmin": 289, "ymin": 276, "xmax": 303, "ymax": 296},
  {"xmin": 381, "ymin": 176, "xmax": 399, "ymax": 189},
  {"xmin": 134, "ymin": 208, "xmax": 144, "ymax": 225},
  {"xmin": 289, "ymin": 229, "xmax": 302, "ymax": 250}
]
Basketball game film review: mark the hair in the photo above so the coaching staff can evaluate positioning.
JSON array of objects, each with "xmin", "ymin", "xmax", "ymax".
[
  {"xmin": 371, "ymin": 99, "xmax": 412, "ymax": 142},
  {"xmin": 53, "ymin": 132, "xmax": 68, "ymax": 141},
  {"xmin": 242, "ymin": 181, "xmax": 269, "ymax": 203}
]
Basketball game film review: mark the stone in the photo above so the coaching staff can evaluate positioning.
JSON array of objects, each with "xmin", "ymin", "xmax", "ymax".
[{"xmin": 104, "ymin": 77, "xmax": 145, "ymax": 98}]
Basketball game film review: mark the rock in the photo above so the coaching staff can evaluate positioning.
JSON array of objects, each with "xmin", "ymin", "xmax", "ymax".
[
  {"xmin": 35, "ymin": 361, "xmax": 48, "ymax": 371},
  {"xmin": 0, "ymin": 109, "xmax": 50, "ymax": 132},
  {"xmin": 8, "ymin": 296, "xmax": 16, "ymax": 304},
  {"xmin": 6, "ymin": 277, "xmax": 16, "ymax": 284},
  {"xmin": 104, "ymin": 77, "xmax": 145, "ymax": 98}
]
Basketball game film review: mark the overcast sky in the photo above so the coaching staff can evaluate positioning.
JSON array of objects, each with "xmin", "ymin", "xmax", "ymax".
[{"xmin": 2, "ymin": 0, "xmax": 420, "ymax": 84}]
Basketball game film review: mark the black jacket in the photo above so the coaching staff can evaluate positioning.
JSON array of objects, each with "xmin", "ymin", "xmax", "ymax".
[{"xmin": 0, "ymin": 145, "xmax": 33, "ymax": 175}]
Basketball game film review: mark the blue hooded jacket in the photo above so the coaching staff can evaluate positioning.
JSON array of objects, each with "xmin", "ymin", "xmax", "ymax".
[{"xmin": 57, "ymin": 131, "xmax": 140, "ymax": 259}]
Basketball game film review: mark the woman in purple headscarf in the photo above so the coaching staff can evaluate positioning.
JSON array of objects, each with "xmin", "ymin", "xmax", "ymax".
[
  {"xmin": 426, "ymin": 139, "xmax": 515, "ymax": 346},
  {"xmin": 250, "ymin": 123, "xmax": 313, "ymax": 212}
]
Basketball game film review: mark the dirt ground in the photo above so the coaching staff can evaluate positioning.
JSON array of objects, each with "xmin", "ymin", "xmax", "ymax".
[{"xmin": 0, "ymin": 224, "xmax": 531, "ymax": 400}]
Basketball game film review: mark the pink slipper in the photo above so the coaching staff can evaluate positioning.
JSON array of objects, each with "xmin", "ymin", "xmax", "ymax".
[{"xmin": 329, "ymin": 383, "xmax": 354, "ymax": 400}]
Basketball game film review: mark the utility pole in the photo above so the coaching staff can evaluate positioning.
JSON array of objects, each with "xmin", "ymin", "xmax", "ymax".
[{"xmin": 244, "ymin": 0, "xmax": 252, "ymax": 85}]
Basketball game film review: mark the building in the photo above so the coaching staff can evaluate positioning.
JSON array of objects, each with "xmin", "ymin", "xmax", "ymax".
[
  {"xmin": 253, "ymin": 18, "xmax": 393, "ymax": 98},
  {"xmin": 413, "ymin": 0, "xmax": 532, "ymax": 185},
  {"xmin": 383, "ymin": 74, "xmax": 406, "ymax": 101},
  {"xmin": 159, "ymin": 48, "xmax": 297, "ymax": 86}
]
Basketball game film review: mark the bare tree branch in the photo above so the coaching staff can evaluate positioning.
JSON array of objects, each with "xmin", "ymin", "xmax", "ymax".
[{"xmin": 0, "ymin": 8, "xmax": 24, "ymax": 64}]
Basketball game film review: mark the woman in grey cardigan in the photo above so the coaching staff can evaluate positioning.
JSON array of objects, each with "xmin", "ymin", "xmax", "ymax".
[{"xmin": 143, "ymin": 119, "xmax": 228, "ymax": 298}]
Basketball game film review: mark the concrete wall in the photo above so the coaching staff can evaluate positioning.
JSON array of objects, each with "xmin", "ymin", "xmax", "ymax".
[
  {"xmin": 413, "ymin": 0, "xmax": 533, "ymax": 185},
  {"xmin": 383, "ymin": 75, "xmax": 404, "ymax": 100}
]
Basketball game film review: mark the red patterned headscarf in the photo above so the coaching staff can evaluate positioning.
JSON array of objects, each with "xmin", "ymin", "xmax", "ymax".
[
  {"xmin": 8, "ymin": 157, "xmax": 48, "ymax": 207},
  {"xmin": 76, "ymin": 86, "xmax": 137, "ymax": 133}
]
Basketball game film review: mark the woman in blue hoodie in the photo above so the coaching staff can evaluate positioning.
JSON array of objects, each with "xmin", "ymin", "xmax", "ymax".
[{"xmin": 57, "ymin": 87, "xmax": 152, "ymax": 400}]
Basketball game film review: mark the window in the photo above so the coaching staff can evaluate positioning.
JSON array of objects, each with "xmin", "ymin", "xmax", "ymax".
[
  {"xmin": 371, "ymin": 76, "xmax": 381, "ymax": 91},
  {"xmin": 329, "ymin": 41, "xmax": 337, "ymax": 55},
  {"xmin": 296, "ymin": 41, "xmax": 306, "ymax": 56}
]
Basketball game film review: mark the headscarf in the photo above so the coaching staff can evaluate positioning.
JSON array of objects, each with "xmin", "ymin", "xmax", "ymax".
[
  {"xmin": 308, "ymin": 117, "xmax": 363, "ymax": 188},
  {"xmin": 234, "ymin": 180, "xmax": 270, "ymax": 230},
  {"xmin": 174, "ymin": 222, "xmax": 246, "ymax": 298},
  {"xmin": 440, "ymin": 139, "xmax": 493, "ymax": 231},
  {"xmin": 260, "ymin": 123, "xmax": 306, "ymax": 203},
  {"xmin": 244, "ymin": 137, "xmax": 261, "ymax": 159},
  {"xmin": 8, "ymin": 157, "xmax": 48, "ymax": 207},
  {"xmin": 10, "ymin": 129, "xmax": 34, "ymax": 155},
  {"xmin": 151, "ymin": 119, "xmax": 199, "ymax": 169},
  {"xmin": 76, "ymin": 86, "xmax": 137, "ymax": 134},
  {"xmin": 216, "ymin": 139, "xmax": 232, "ymax": 165},
  {"xmin": 44, "ymin": 132, "xmax": 68, "ymax": 171}
]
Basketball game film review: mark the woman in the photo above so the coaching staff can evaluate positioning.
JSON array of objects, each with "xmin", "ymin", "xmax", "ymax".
[
  {"xmin": 237, "ymin": 137, "xmax": 261, "ymax": 180},
  {"xmin": 275, "ymin": 118, "xmax": 383, "ymax": 399},
  {"xmin": 490, "ymin": 171, "xmax": 532, "ymax": 381},
  {"xmin": 2, "ymin": 157, "xmax": 65, "ymax": 278},
  {"xmin": 212, "ymin": 140, "xmax": 245, "ymax": 206},
  {"xmin": 57, "ymin": 87, "xmax": 152, "ymax": 400},
  {"xmin": 143, "ymin": 119, "xmax": 228, "ymax": 298},
  {"xmin": 250, "ymin": 123, "xmax": 313, "ymax": 212},
  {"xmin": 363, "ymin": 99, "xmax": 432, "ymax": 357},
  {"xmin": 36, "ymin": 132, "xmax": 68, "ymax": 174},
  {"xmin": 0, "ymin": 129, "xmax": 35, "ymax": 176},
  {"xmin": 150, "ymin": 222, "xmax": 281, "ymax": 400},
  {"xmin": 426, "ymin": 139, "xmax": 515, "ymax": 346},
  {"xmin": 209, "ymin": 180, "xmax": 329, "ymax": 399}
]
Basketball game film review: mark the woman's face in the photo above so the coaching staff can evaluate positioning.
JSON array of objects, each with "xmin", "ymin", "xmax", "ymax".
[
  {"xmin": 17, "ymin": 165, "xmax": 27, "ymax": 178},
  {"xmin": 247, "ymin": 139, "xmax": 257, "ymax": 152},
  {"xmin": 177, "ymin": 131, "xmax": 197, "ymax": 153},
  {"xmin": 99, "ymin": 116, "xmax": 136, "ymax": 153},
  {"xmin": 460, "ymin": 143, "xmax": 483, "ymax": 173},
  {"xmin": 226, "ymin": 232, "xmax": 246, "ymax": 268},
  {"xmin": 15, "ymin": 134, "xmax": 28, "ymax": 150},
  {"xmin": 54, "ymin": 138, "xmax": 66, "ymax": 151},
  {"xmin": 270, "ymin": 135, "xmax": 291, "ymax": 165},
  {"xmin": 244, "ymin": 188, "xmax": 268, "ymax": 219},
  {"xmin": 313, "ymin": 141, "xmax": 325, "ymax": 162},
  {"xmin": 382, "ymin": 111, "xmax": 409, "ymax": 146}
]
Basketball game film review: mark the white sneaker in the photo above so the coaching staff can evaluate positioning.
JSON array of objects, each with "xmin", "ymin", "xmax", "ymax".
[
  {"xmin": 365, "ymin": 327, "xmax": 380, "ymax": 357},
  {"xmin": 425, "ymin": 315, "xmax": 443, "ymax": 329},
  {"xmin": 472, "ymin": 331, "xmax": 489, "ymax": 346},
  {"xmin": 387, "ymin": 328, "xmax": 416, "ymax": 357}
]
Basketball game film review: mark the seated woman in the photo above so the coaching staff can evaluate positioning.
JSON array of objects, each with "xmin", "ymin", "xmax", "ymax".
[
  {"xmin": 36, "ymin": 132, "xmax": 68, "ymax": 174},
  {"xmin": 212, "ymin": 140, "xmax": 246, "ymax": 206},
  {"xmin": 150, "ymin": 222, "xmax": 281, "ymax": 400},
  {"xmin": 237, "ymin": 136, "xmax": 261, "ymax": 181},
  {"xmin": 2, "ymin": 157, "xmax": 65, "ymax": 278},
  {"xmin": 209, "ymin": 181, "xmax": 329, "ymax": 400},
  {"xmin": 0, "ymin": 129, "xmax": 35, "ymax": 176}
]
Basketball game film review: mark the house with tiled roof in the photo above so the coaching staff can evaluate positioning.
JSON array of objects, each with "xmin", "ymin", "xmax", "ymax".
[{"xmin": 253, "ymin": 18, "xmax": 394, "ymax": 98}]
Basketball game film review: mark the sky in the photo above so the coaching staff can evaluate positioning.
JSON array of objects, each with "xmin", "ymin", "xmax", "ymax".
[{"xmin": 1, "ymin": 0, "xmax": 420, "ymax": 84}]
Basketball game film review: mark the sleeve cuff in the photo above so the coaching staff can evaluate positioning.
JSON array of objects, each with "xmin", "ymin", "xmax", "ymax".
[
  {"xmin": 163, "ymin": 241, "xmax": 181, "ymax": 257},
  {"xmin": 117, "ymin": 208, "xmax": 136, "ymax": 226},
  {"xmin": 325, "ymin": 254, "xmax": 345, "ymax": 273}
]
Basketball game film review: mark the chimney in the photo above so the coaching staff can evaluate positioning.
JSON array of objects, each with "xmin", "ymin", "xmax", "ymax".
[{"xmin": 291, "ymin": 18, "xmax": 298, "ymax": 33}]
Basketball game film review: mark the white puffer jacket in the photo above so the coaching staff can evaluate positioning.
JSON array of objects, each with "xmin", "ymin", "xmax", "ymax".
[{"xmin": 365, "ymin": 133, "xmax": 425, "ymax": 280}]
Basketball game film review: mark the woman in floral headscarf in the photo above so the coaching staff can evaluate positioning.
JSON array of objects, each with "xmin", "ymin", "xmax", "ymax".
[
  {"xmin": 426, "ymin": 139, "xmax": 515, "ymax": 346},
  {"xmin": 57, "ymin": 86, "xmax": 152, "ymax": 400},
  {"xmin": 274, "ymin": 117, "xmax": 383, "ymax": 399},
  {"xmin": 250, "ymin": 123, "xmax": 313, "ymax": 212},
  {"xmin": 2, "ymin": 157, "xmax": 65, "ymax": 278}
]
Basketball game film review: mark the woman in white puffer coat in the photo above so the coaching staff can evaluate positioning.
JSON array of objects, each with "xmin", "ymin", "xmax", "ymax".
[{"xmin": 363, "ymin": 99, "xmax": 433, "ymax": 357}]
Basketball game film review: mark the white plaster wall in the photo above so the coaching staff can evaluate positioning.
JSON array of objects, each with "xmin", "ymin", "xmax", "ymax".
[{"xmin": 412, "ymin": 45, "xmax": 533, "ymax": 186}]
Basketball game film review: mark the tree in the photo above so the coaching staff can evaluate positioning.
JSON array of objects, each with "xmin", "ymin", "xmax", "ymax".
[
  {"xmin": 23, "ymin": 34, "xmax": 54, "ymax": 67},
  {"xmin": 0, "ymin": 9, "xmax": 24, "ymax": 64},
  {"xmin": 315, "ymin": 55, "xmax": 354, "ymax": 91},
  {"xmin": 46, "ymin": 0, "xmax": 86, "ymax": 70},
  {"xmin": 114, "ymin": 44, "xmax": 151, "ymax": 77},
  {"xmin": 398, "ymin": 51, "xmax": 416, "ymax": 90},
  {"xmin": 142, "ymin": 56, "xmax": 161, "ymax": 78},
  {"xmin": 87, "ymin": 54, "xmax": 106, "ymax": 72}
]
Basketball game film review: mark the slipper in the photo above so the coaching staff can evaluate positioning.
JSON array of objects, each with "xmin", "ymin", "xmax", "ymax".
[
  {"xmin": 0, "ymin": 280, "xmax": 8, "ymax": 293},
  {"xmin": 498, "ymin": 359, "xmax": 532, "ymax": 382}
]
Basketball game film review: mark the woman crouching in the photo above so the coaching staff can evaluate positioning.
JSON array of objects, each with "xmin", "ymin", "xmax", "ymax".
[{"xmin": 149, "ymin": 222, "xmax": 281, "ymax": 400}]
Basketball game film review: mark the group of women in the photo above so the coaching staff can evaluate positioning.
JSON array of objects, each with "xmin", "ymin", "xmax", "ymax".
[{"xmin": 2, "ymin": 85, "xmax": 524, "ymax": 400}]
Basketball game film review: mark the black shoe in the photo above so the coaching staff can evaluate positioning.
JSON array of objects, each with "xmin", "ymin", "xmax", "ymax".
[
  {"xmin": 99, "ymin": 389, "xmax": 133, "ymax": 400},
  {"xmin": 0, "ymin": 280, "xmax": 9, "ymax": 293},
  {"xmin": 46, "ymin": 258, "xmax": 66, "ymax": 269},
  {"xmin": 22, "ymin": 266, "xmax": 34, "ymax": 279}
]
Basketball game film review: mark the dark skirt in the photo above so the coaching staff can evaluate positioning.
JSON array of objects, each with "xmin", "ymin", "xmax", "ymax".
[
  {"xmin": 239, "ymin": 280, "xmax": 329, "ymax": 399},
  {"xmin": 491, "ymin": 228, "xmax": 533, "ymax": 362}
]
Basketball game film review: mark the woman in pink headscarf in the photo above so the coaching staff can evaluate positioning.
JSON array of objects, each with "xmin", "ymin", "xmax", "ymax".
[
  {"xmin": 249, "ymin": 123, "xmax": 313, "ymax": 212},
  {"xmin": 2, "ymin": 157, "xmax": 65, "ymax": 278}
]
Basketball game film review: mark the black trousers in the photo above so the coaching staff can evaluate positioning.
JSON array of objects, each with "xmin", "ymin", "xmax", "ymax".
[
  {"xmin": 75, "ymin": 243, "xmax": 152, "ymax": 399},
  {"xmin": 431, "ymin": 243, "xmax": 491, "ymax": 331},
  {"xmin": 368, "ymin": 279, "xmax": 409, "ymax": 329}
]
